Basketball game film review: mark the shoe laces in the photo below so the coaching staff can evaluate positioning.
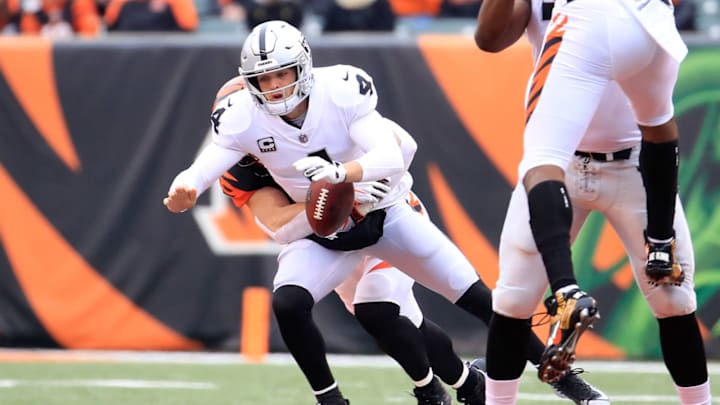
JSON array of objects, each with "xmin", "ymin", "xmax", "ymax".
[{"xmin": 532, "ymin": 311, "xmax": 553, "ymax": 328}]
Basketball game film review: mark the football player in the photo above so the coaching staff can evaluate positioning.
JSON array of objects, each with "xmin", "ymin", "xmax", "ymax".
[{"xmin": 475, "ymin": 0, "xmax": 711, "ymax": 403}]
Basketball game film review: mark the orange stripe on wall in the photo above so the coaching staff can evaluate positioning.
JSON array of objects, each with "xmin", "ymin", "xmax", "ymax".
[
  {"xmin": 418, "ymin": 35, "xmax": 534, "ymax": 185},
  {"xmin": 0, "ymin": 37, "xmax": 80, "ymax": 171},
  {"xmin": 427, "ymin": 163, "xmax": 499, "ymax": 287},
  {"xmin": 0, "ymin": 164, "xmax": 200, "ymax": 349}
]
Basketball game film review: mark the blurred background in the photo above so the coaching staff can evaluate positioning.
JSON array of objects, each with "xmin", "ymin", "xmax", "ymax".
[{"xmin": 1, "ymin": 0, "xmax": 720, "ymax": 363}]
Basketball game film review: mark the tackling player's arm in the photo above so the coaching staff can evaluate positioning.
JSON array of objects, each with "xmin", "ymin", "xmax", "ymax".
[{"xmin": 474, "ymin": 0, "xmax": 531, "ymax": 52}]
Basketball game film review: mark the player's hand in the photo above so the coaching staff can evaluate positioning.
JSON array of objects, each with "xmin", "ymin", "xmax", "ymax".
[
  {"xmin": 163, "ymin": 185, "xmax": 198, "ymax": 213},
  {"xmin": 293, "ymin": 156, "xmax": 347, "ymax": 184},
  {"xmin": 354, "ymin": 179, "xmax": 391, "ymax": 205}
]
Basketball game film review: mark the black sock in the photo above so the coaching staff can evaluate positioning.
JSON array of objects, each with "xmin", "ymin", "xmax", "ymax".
[
  {"xmin": 640, "ymin": 139, "xmax": 678, "ymax": 240},
  {"xmin": 354, "ymin": 302, "xmax": 430, "ymax": 381},
  {"xmin": 486, "ymin": 312, "xmax": 531, "ymax": 380},
  {"xmin": 454, "ymin": 280, "xmax": 494, "ymax": 324},
  {"xmin": 272, "ymin": 285, "xmax": 333, "ymax": 391},
  {"xmin": 420, "ymin": 319, "xmax": 464, "ymax": 385},
  {"xmin": 525, "ymin": 330, "xmax": 547, "ymax": 367},
  {"xmin": 527, "ymin": 180, "xmax": 575, "ymax": 292},
  {"xmin": 658, "ymin": 313, "xmax": 708, "ymax": 386}
]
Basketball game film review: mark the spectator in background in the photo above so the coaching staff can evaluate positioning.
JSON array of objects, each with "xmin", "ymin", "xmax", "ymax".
[
  {"xmin": 244, "ymin": 0, "xmax": 302, "ymax": 29},
  {"xmin": 388, "ymin": 0, "xmax": 440, "ymax": 17},
  {"xmin": 0, "ymin": 0, "xmax": 17, "ymax": 33},
  {"xmin": 322, "ymin": 0, "xmax": 395, "ymax": 32},
  {"xmin": 387, "ymin": 0, "xmax": 439, "ymax": 30},
  {"xmin": 104, "ymin": 0, "xmax": 198, "ymax": 31},
  {"xmin": 1, "ymin": 0, "xmax": 100, "ymax": 36},
  {"xmin": 439, "ymin": 0, "xmax": 479, "ymax": 17},
  {"xmin": 674, "ymin": 0, "xmax": 697, "ymax": 31},
  {"xmin": 214, "ymin": 0, "xmax": 247, "ymax": 22}
]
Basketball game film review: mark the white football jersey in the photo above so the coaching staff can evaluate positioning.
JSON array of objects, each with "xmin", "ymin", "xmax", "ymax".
[
  {"xmin": 525, "ymin": 0, "xmax": 641, "ymax": 153},
  {"xmin": 211, "ymin": 64, "xmax": 412, "ymax": 208}
]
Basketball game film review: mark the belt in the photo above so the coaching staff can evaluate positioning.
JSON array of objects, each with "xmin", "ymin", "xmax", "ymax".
[{"xmin": 574, "ymin": 147, "xmax": 632, "ymax": 162}]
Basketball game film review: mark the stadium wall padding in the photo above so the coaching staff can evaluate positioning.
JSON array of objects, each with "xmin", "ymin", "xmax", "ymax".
[{"xmin": 1, "ymin": 35, "xmax": 720, "ymax": 359}]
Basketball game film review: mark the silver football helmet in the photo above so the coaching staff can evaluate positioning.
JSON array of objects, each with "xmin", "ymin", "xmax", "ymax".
[{"xmin": 238, "ymin": 20, "xmax": 314, "ymax": 116}]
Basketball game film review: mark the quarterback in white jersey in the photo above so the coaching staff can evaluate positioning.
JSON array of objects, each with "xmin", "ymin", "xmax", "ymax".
[
  {"xmin": 164, "ymin": 20, "xmax": 496, "ymax": 405},
  {"xmin": 476, "ymin": 0, "xmax": 711, "ymax": 404}
]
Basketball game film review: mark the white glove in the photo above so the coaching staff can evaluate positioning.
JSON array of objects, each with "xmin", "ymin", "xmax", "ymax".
[
  {"xmin": 293, "ymin": 156, "xmax": 347, "ymax": 184},
  {"xmin": 354, "ymin": 179, "xmax": 391, "ymax": 205}
]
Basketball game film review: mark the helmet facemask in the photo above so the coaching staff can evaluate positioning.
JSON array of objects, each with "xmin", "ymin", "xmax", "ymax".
[{"xmin": 238, "ymin": 20, "xmax": 314, "ymax": 116}]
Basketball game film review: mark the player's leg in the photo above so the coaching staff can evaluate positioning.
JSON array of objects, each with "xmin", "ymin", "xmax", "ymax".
[
  {"xmin": 489, "ymin": 184, "xmax": 608, "ymax": 404},
  {"xmin": 610, "ymin": 16, "xmax": 683, "ymax": 285},
  {"xmin": 371, "ymin": 200, "xmax": 608, "ymax": 403},
  {"xmin": 518, "ymin": 0, "xmax": 621, "ymax": 382},
  {"xmin": 350, "ymin": 260, "xmax": 456, "ymax": 404},
  {"xmin": 273, "ymin": 239, "xmax": 362, "ymax": 405},
  {"xmin": 604, "ymin": 171, "xmax": 710, "ymax": 404}
]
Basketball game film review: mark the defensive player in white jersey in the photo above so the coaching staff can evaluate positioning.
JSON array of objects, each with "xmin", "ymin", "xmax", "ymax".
[
  {"xmin": 162, "ymin": 20, "xmax": 502, "ymax": 405},
  {"xmin": 475, "ymin": 0, "xmax": 711, "ymax": 404}
]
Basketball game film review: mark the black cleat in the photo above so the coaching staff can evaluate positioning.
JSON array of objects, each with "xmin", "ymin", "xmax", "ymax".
[
  {"xmin": 539, "ymin": 289, "xmax": 600, "ymax": 384},
  {"xmin": 550, "ymin": 369, "xmax": 610, "ymax": 404},
  {"xmin": 413, "ymin": 376, "xmax": 452, "ymax": 405},
  {"xmin": 457, "ymin": 361, "xmax": 485, "ymax": 405}
]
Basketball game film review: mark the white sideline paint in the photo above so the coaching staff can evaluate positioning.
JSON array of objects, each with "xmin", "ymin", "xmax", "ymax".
[
  {"xmin": 0, "ymin": 379, "xmax": 215, "ymax": 389},
  {"xmin": 518, "ymin": 393, "xmax": 686, "ymax": 402},
  {"xmin": 2, "ymin": 349, "xmax": 720, "ymax": 374}
]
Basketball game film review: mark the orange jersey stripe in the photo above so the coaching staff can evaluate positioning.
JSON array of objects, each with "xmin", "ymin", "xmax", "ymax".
[{"xmin": 525, "ymin": 14, "xmax": 568, "ymax": 124}]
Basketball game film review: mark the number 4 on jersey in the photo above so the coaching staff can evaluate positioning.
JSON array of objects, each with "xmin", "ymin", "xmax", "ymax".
[{"xmin": 344, "ymin": 71, "xmax": 374, "ymax": 96}]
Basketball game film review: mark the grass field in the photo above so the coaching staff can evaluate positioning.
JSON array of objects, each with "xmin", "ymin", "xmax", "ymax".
[{"xmin": 0, "ymin": 350, "xmax": 718, "ymax": 404}]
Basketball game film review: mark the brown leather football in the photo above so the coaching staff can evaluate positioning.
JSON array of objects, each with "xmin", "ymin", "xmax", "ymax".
[{"xmin": 305, "ymin": 180, "xmax": 354, "ymax": 237}]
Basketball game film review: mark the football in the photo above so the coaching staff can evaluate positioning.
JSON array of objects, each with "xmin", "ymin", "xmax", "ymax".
[{"xmin": 305, "ymin": 180, "xmax": 355, "ymax": 237}]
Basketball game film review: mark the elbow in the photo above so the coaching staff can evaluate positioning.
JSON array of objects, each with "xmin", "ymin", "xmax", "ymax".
[{"xmin": 474, "ymin": 32, "xmax": 505, "ymax": 53}]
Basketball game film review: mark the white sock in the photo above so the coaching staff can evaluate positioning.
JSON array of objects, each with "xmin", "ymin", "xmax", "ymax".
[
  {"xmin": 413, "ymin": 368, "xmax": 434, "ymax": 387},
  {"xmin": 648, "ymin": 236, "xmax": 674, "ymax": 244},
  {"xmin": 557, "ymin": 284, "xmax": 579, "ymax": 295},
  {"xmin": 486, "ymin": 375, "xmax": 521, "ymax": 405},
  {"xmin": 313, "ymin": 382, "xmax": 337, "ymax": 396},
  {"xmin": 450, "ymin": 363, "xmax": 470, "ymax": 389},
  {"xmin": 676, "ymin": 380, "xmax": 712, "ymax": 405}
]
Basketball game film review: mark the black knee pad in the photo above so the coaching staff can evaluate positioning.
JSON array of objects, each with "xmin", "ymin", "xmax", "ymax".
[{"xmin": 272, "ymin": 285, "xmax": 314, "ymax": 320}]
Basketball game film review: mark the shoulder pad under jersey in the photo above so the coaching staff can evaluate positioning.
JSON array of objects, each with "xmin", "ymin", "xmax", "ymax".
[
  {"xmin": 210, "ymin": 89, "xmax": 254, "ymax": 148},
  {"xmin": 318, "ymin": 64, "xmax": 378, "ymax": 114}
]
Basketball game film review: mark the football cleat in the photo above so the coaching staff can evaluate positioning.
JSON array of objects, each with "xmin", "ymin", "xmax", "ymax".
[
  {"xmin": 413, "ymin": 377, "xmax": 452, "ymax": 405},
  {"xmin": 538, "ymin": 289, "xmax": 600, "ymax": 384},
  {"xmin": 551, "ymin": 369, "xmax": 610, "ymax": 404},
  {"xmin": 457, "ymin": 361, "xmax": 486, "ymax": 405},
  {"xmin": 316, "ymin": 398, "xmax": 349, "ymax": 405},
  {"xmin": 645, "ymin": 232, "xmax": 684, "ymax": 286}
]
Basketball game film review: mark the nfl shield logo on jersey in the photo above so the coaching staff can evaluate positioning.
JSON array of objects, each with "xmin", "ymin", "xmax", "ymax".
[{"xmin": 298, "ymin": 134, "xmax": 308, "ymax": 143}]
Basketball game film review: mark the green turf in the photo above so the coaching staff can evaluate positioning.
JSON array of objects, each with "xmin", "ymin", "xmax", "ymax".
[{"xmin": 0, "ymin": 361, "xmax": 717, "ymax": 404}]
